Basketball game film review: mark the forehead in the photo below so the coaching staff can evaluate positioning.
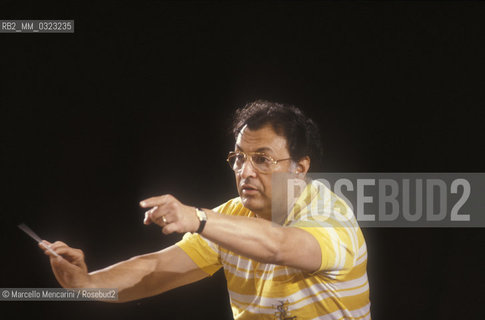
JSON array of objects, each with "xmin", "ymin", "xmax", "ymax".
[{"xmin": 235, "ymin": 124, "xmax": 289, "ymax": 155}]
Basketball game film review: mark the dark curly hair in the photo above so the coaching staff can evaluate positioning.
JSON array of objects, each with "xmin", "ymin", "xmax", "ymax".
[{"xmin": 232, "ymin": 100, "xmax": 323, "ymax": 169}]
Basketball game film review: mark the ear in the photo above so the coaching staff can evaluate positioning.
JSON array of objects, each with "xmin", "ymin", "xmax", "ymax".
[{"xmin": 295, "ymin": 156, "xmax": 310, "ymax": 175}]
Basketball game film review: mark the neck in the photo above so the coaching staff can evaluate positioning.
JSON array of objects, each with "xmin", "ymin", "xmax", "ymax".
[{"xmin": 252, "ymin": 209, "xmax": 271, "ymax": 220}]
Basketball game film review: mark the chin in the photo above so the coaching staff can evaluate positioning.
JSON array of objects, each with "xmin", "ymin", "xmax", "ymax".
[{"xmin": 240, "ymin": 196, "xmax": 263, "ymax": 212}]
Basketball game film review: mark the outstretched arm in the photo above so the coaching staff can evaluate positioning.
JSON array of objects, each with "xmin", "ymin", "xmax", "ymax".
[
  {"xmin": 39, "ymin": 241, "xmax": 208, "ymax": 303},
  {"xmin": 140, "ymin": 194, "xmax": 322, "ymax": 273}
]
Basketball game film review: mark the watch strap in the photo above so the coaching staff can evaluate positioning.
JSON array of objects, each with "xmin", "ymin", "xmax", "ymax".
[{"xmin": 195, "ymin": 208, "xmax": 207, "ymax": 234}]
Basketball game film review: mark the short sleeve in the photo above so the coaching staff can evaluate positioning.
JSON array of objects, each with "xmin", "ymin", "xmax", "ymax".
[
  {"xmin": 287, "ymin": 180, "xmax": 360, "ymax": 274},
  {"xmin": 176, "ymin": 232, "xmax": 222, "ymax": 276},
  {"xmin": 176, "ymin": 197, "xmax": 250, "ymax": 276},
  {"xmin": 293, "ymin": 219, "xmax": 358, "ymax": 274}
]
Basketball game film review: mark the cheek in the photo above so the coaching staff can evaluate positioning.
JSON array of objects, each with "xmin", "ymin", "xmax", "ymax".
[
  {"xmin": 260, "ymin": 176, "xmax": 272, "ymax": 196},
  {"xmin": 235, "ymin": 173, "xmax": 241, "ymax": 187}
]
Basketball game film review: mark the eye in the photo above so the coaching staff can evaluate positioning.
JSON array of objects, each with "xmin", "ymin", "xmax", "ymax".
[
  {"xmin": 228, "ymin": 152, "xmax": 245, "ymax": 170},
  {"xmin": 234, "ymin": 153, "xmax": 245, "ymax": 162},
  {"xmin": 252, "ymin": 154, "xmax": 272, "ymax": 165}
]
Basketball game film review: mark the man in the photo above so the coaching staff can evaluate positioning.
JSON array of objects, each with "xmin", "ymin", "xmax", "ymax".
[{"xmin": 39, "ymin": 100, "xmax": 371, "ymax": 319}]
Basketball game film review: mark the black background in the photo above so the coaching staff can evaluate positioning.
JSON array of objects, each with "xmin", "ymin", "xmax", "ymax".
[{"xmin": 1, "ymin": 1, "xmax": 484, "ymax": 319}]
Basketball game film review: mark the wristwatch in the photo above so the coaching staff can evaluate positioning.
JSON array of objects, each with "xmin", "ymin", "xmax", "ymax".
[{"xmin": 195, "ymin": 208, "xmax": 207, "ymax": 234}]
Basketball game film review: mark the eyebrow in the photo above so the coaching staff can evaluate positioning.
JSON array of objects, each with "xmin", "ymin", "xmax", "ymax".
[{"xmin": 235, "ymin": 144, "xmax": 275, "ymax": 154}]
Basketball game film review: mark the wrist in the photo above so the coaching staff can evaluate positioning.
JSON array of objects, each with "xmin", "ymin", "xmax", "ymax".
[
  {"xmin": 85, "ymin": 273, "xmax": 98, "ymax": 289},
  {"xmin": 194, "ymin": 208, "xmax": 207, "ymax": 234}
]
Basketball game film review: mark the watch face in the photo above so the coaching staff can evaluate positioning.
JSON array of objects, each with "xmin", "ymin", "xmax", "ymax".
[{"xmin": 196, "ymin": 209, "xmax": 207, "ymax": 221}]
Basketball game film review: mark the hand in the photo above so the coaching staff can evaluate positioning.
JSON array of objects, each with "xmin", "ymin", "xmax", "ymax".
[
  {"xmin": 38, "ymin": 240, "xmax": 92, "ymax": 289},
  {"xmin": 140, "ymin": 194, "xmax": 200, "ymax": 234}
]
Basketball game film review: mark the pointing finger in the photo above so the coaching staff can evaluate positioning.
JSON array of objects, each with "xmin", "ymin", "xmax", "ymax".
[{"xmin": 139, "ymin": 194, "xmax": 174, "ymax": 208}]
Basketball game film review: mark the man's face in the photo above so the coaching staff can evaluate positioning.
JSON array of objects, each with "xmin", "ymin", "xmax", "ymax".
[{"xmin": 234, "ymin": 124, "xmax": 293, "ymax": 218}]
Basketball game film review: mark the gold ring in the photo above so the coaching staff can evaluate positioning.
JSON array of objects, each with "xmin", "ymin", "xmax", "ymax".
[{"xmin": 162, "ymin": 216, "xmax": 167, "ymax": 224}]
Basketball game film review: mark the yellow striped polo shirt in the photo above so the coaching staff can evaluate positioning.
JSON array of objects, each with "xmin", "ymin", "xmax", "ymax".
[{"xmin": 176, "ymin": 180, "xmax": 371, "ymax": 320}]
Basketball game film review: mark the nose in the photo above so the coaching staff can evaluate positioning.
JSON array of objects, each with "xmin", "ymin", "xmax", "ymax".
[{"xmin": 239, "ymin": 157, "xmax": 257, "ymax": 179}]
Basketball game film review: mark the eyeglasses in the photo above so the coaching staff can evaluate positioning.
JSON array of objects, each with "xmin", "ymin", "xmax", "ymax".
[{"xmin": 226, "ymin": 150, "xmax": 292, "ymax": 174}]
